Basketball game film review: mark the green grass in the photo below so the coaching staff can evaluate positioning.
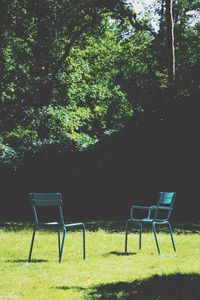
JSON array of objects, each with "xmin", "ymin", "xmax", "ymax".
[{"xmin": 0, "ymin": 222, "xmax": 200, "ymax": 299}]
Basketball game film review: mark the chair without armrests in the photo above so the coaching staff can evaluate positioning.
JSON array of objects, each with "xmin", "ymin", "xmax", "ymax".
[
  {"xmin": 125, "ymin": 192, "xmax": 176, "ymax": 254},
  {"xmin": 28, "ymin": 193, "xmax": 86, "ymax": 263}
]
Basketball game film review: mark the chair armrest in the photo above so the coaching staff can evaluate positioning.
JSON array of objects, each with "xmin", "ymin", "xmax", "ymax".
[
  {"xmin": 149, "ymin": 205, "xmax": 172, "ymax": 211},
  {"xmin": 130, "ymin": 205, "xmax": 151, "ymax": 219}
]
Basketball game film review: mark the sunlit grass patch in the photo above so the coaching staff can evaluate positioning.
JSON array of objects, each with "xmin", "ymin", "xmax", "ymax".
[{"xmin": 0, "ymin": 222, "xmax": 200, "ymax": 299}]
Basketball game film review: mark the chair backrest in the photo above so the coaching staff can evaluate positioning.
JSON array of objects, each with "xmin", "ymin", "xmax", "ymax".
[
  {"xmin": 154, "ymin": 192, "xmax": 176, "ymax": 220},
  {"xmin": 30, "ymin": 193, "xmax": 65, "ymax": 225},
  {"xmin": 158, "ymin": 192, "xmax": 176, "ymax": 206}
]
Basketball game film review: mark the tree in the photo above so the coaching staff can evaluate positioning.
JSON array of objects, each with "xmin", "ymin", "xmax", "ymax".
[
  {"xmin": 166, "ymin": 0, "xmax": 175, "ymax": 86},
  {"xmin": 0, "ymin": 0, "xmax": 199, "ymax": 173},
  {"xmin": 0, "ymin": 1, "xmax": 150, "ymax": 155}
]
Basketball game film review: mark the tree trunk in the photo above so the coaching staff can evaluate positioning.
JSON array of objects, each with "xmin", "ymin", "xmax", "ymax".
[
  {"xmin": 158, "ymin": 0, "xmax": 165, "ymax": 71},
  {"xmin": 166, "ymin": 0, "xmax": 175, "ymax": 85}
]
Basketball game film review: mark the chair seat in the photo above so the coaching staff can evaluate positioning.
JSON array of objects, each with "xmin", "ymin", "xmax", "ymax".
[
  {"xmin": 131, "ymin": 218, "xmax": 169, "ymax": 224},
  {"xmin": 37, "ymin": 222, "xmax": 85, "ymax": 228},
  {"xmin": 131, "ymin": 218, "xmax": 153, "ymax": 223},
  {"xmin": 37, "ymin": 222, "xmax": 60, "ymax": 227},
  {"xmin": 64, "ymin": 222, "xmax": 84, "ymax": 228}
]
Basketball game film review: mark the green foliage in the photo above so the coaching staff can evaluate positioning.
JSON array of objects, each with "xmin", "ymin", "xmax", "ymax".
[
  {"xmin": 0, "ymin": 0, "xmax": 199, "ymax": 169},
  {"xmin": 0, "ymin": 3, "xmax": 147, "ymax": 160},
  {"xmin": 0, "ymin": 140, "xmax": 18, "ymax": 178},
  {"xmin": 4, "ymin": 127, "xmax": 38, "ymax": 147},
  {"xmin": 0, "ymin": 141, "xmax": 17, "ymax": 165}
]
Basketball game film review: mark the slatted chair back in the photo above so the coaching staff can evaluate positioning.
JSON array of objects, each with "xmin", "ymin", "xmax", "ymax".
[
  {"xmin": 30, "ymin": 193, "xmax": 64, "ymax": 226},
  {"xmin": 154, "ymin": 192, "xmax": 176, "ymax": 220}
]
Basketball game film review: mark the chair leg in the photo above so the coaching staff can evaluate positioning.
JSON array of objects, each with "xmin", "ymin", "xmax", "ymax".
[
  {"xmin": 167, "ymin": 222, "xmax": 176, "ymax": 251},
  {"xmin": 152, "ymin": 223, "xmax": 160, "ymax": 255},
  {"xmin": 58, "ymin": 228, "xmax": 61, "ymax": 262},
  {"xmin": 28, "ymin": 228, "xmax": 36, "ymax": 261},
  {"xmin": 125, "ymin": 220, "xmax": 130, "ymax": 254},
  {"xmin": 139, "ymin": 223, "xmax": 142, "ymax": 250},
  {"xmin": 82, "ymin": 224, "xmax": 86, "ymax": 260},
  {"xmin": 59, "ymin": 227, "xmax": 66, "ymax": 263}
]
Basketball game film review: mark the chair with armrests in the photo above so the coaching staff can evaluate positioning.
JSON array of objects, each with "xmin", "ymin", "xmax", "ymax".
[
  {"xmin": 125, "ymin": 192, "xmax": 176, "ymax": 254},
  {"xmin": 28, "ymin": 193, "xmax": 86, "ymax": 263}
]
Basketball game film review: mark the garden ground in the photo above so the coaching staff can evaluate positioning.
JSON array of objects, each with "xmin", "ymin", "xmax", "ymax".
[{"xmin": 0, "ymin": 221, "xmax": 200, "ymax": 299}]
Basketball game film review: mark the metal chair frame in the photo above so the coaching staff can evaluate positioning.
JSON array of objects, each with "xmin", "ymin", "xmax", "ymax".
[
  {"xmin": 125, "ymin": 192, "xmax": 176, "ymax": 254},
  {"xmin": 28, "ymin": 193, "xmax": 86, "ymax": 263}
]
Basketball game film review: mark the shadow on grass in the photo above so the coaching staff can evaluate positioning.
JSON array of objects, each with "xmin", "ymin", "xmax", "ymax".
[
  {"xmin": 103, "ymin": 251, "xmax": 136, "ymax": 257},
  {"xmin": 7, "ymin": 259, "xmax": 48, "ymax": 263},
  {"xmin": 82, "ymin": 221, "xmax": 200, "ymax": 234},
  {"xmin": 1, "ymin": 221, "xmax": 200, "ymax": 234},
  {"xmin": 66, "ymin": 273, "xmax": 200, "ymax": 300},
  {"xmin": 54, "ymin": 274, "xmax": 200, "ymax": 300},
  {"xmin": 56, "ymin": 286, "xmax": 85, "ymax": 291},
  {"xmin": 0, "ymin": 222, "xmax": 32, "ymax": 231}
]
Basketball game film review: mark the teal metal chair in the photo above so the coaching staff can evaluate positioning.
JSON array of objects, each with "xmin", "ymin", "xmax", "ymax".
[
  {"xmin": 125, "ymin": 192, "xmax": 176, "ymax": 254},
  {"xmin": 28, "ymin": 193, "xmax": 86, "ymax": 263}
]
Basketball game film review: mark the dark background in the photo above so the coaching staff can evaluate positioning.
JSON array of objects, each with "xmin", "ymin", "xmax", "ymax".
[{"xmin": 1, "ymin": 90, "xmax": 200, "ymax": 222}]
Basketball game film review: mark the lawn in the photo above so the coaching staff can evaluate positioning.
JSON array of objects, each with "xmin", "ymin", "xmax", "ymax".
[{"xmin": 0, "ymin": 221, "xmax": 200, "ymax": 299}]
